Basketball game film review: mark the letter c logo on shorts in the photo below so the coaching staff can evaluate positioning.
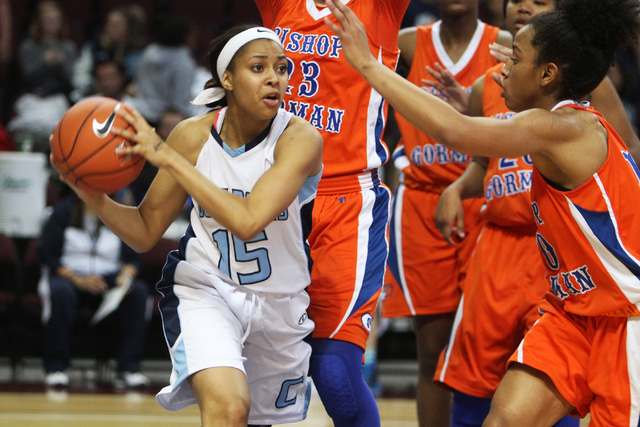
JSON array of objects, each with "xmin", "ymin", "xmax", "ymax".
[
  {"xmin": 361, "ymin": 313, "xmax": 373, "ymax": 332},
  {"xmin": 298, "ymin": 312, "xmax": 308, "ymax": 325}
]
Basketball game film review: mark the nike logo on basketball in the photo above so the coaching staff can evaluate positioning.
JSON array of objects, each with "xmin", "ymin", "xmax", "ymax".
[{"xmin": 92, "ymin": 103, "xmax": 122, "ymax": 138}]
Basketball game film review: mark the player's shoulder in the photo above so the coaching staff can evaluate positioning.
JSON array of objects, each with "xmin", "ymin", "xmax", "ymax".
[
  {"xmin": 284, "ymin": 114, "xmax": 323, "ymax": 146},
  {"xmin": 166, "ymin": 111, "xmax": 213, "ymax": 155}
]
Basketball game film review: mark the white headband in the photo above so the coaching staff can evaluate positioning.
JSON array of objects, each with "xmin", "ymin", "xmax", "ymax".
[{"xmin": 191, "ymin": 27, "xmax": 283, "ymax": 106}]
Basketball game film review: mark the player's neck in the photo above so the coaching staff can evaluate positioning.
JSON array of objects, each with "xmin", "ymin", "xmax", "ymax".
[
  {"xmin": 439, "ymin": 15, "xmax": 479, "ymax": 60},
  {"xmin": 314, "ymin": 0, "xmax": 327, "ymax": 7},
  {"xmin": 220, "ymin": 110, "xmax": 271, "ymax": 150}
]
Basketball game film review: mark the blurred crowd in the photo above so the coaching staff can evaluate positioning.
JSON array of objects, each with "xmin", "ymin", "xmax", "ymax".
[{"xmin": 0, "ymin": 0, "xmax": 638, "ymax": 157}]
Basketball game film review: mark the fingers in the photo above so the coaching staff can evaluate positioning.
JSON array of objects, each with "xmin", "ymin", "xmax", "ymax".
[
  {"xmin": 489, "ymin": 42, "xmax": 512, "ymax": 63},
  {"xmin": 326, "ymin": 0, "xmax": 349, "ymax": 23},
  {"xmin": 325, "ymin": 0, "xmax": 346, "ymax": 30},
  {"xmin": 115, "ymin": 103, "xmax": 152, "ymax": 134},
  {"xmin": 491, "ymin": 71, "xmax": 504, "ymax": 88},
  {"xmin": 425, "ymin": 66, "xmax": 440, "ymax": 81},
  {"xmin": 421, "ymin": 79, "xmax": 440, "ymax": 92},
  {"xmin": 455, "ymin": 216, "xmax": 466, "ymax": 241},
  {"xmin": 441, "ymin": 224, "xmax": 456, "ymax": 246}
]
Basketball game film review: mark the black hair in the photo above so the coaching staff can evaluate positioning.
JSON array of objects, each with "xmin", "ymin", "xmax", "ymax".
[
  {"xmin": 199, "ymin": 24, "xmax": 259, "ymax": 109},
  {"xmin": 528, "ymin": 0, "xmax": 640, "ymax": 101},
  {"xmin": 92, "ymin": 59, "xmax": 125, "ymax": 77}
]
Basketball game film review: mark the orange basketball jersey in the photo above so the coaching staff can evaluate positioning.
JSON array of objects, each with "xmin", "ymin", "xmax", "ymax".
[
  {"xmin": 255, "ymin": 0, "xmax": 410, "ymax": 179},
  {"xmin": 481, "ymin": 63, "xmax": 536, "ymax": 231},
  {"xmin": 532, "ymin": 102, "xmax": 640, "ymax": 317},
  {"xmin": 395, "ymin": 21, "xmax": 501, "ymax": 189}
]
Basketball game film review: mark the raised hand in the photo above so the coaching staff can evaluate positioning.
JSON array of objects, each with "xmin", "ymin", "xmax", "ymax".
[
  {"xmin": 422, "ymin": 62, "xmax": 470, "ymax": 114},
  {"xmin": 489, "ymin": 42, "xmax": 512, "ymax": 63},
  {"xmin": 324, "ymin": 0, "xmax": 376, "ymax": 72},
  {"xmin": 111, "ymin": 104, "xmax": 167, "ymax": 167}
]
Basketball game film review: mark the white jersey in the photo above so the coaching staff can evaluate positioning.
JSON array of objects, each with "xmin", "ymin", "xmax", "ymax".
[{"xmin": 182, "ymin": 107, "xmax": 319, "ymax": 294}]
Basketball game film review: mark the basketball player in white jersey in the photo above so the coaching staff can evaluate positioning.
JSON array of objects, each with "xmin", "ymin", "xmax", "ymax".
[{"xmin": 49, "ymin": 25, "xmax": 323, "ymax": 427}]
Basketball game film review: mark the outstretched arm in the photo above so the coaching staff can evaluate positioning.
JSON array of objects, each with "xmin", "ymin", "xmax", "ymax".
[{"xmin": 323, "ymin": 0, "xmax": 541, "ymax": 160}]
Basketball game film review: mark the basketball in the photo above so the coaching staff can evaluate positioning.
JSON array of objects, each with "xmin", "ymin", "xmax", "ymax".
[{"xmin": 51, "ymin": 97, "xmax": 145, "ymax": 194}]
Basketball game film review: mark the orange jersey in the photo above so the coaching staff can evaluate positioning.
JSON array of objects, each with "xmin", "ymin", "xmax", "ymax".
[
  {"xmin": 396, "ymin": 21, "xmax": 501, "ymax": 189},
  {"xmin": 532, "ymin": 102, "xmax": 640, "ymax": 317},
  {"xmin": 481, "ymin": 63, "xmax": 536, "ymax": 231},
  {"xmin": 255, "ymin": 0, "xmax": 410, "ymax": 179}
]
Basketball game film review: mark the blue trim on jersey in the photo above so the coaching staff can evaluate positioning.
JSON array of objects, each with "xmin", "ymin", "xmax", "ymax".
[
  {"xmin": 210, "ymin": 118, "xmax": 273, "ymax": 157},
  {"xmin": 374, "ymin": 101, "xmax": 389, "ymax": 166},
  {"xmin": 300, "ymin": 199, "xmax": 315, "ymax": 274},
  {"xmin": 574, "ymin": 204, "xmax": 640, "ymax": 280},
  {"xmin": 156, "ymin": 226, "xmax": 193, "ymax": 348},
  {"xmin": 349, "ymin": 185, "xmax": 391, "ymax": 317},
  {"xmin": 392, "ymin": 145, "xmax": 406, "ymax": 161},
  {"xmin": 386, "ymin": 190, "xmax": 402, "ymax": 285},
  {"xmin": 298, "ymin": 168, "xmax": 322, "ymax": 205},
  {"xmin": 171, "ymin": 338, "xmax": 190, "ymax": 391}
]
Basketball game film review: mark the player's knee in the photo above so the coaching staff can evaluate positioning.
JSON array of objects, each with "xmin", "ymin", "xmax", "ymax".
[
  {"xmin": 482, "ymin": 406, "xmax": 520, "ymax": 427},
  {"xmin": 309, "ymin": 354, "xmax": 358, "ymax": 420},
  {"xmin": 200, "ymin": 398, "xmax": 249, "ymax": 426}
]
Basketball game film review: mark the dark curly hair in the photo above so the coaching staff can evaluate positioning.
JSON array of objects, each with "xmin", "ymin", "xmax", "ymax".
[
  {"xmin": 528, "ymin": 0, "xmax": 640, "ymax": 101},
  {"xmin": 199, "ymin": 24, "xmax": 259, "ymax": 110}
]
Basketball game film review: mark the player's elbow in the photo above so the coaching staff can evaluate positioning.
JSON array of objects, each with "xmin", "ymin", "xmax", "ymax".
[
  {"xmin": 129, "ymin": 240, "xmax": 157, "ymax": 254},
  {"xmin": 227, "ymin": 220, "xmax": 264, "ymax": 242},
  {"xmin": 126, "ymin": 231, "xmax": 165, "ymax": 253}
]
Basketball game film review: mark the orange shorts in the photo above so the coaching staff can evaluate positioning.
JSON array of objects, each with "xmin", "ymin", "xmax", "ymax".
[
  {"xmin": 382, "ymin": 184, "xmax": 484, "ymax": 317},
  {"xmin": 508, "ymin": 293, "xmax": 640, "ymax": 424},
  {"xmin": 435, "ymin": 224, "xmax": 547, "ymax": 397},
  {"xmin": 306, "ymin": 172, "xmax": 391, "ymax": 350}
]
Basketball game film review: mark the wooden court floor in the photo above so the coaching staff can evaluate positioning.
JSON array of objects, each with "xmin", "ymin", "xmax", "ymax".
[
  {"xmin": 0, "ymin": 389, "xmax": 418, "ymax": 427},
  {"xmin": 0, "ymin": 359, "xmax": 590, "ymax": 426},
  {"xmin": 0, "ymin": 389, "xmax": 592, "ymax": 426}
]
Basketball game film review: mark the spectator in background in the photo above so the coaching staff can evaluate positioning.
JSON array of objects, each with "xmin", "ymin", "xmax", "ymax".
[
  {"xmin": 0, "ymin": 0, "xmax": 10, "ymax": 64},
  {"xmin": 609, "ymin": 47, "xmax": 640, "ymax": 135},
  {"xmin": 38, "ymin": 192, "xmax": 151, "ymax": 389},
  {"xmin": 402, "ymin": 0, "xmax": 440, "ymax": 28},
  {"xmin": 72, "ymin": 5, "xmax": 146, "ymax": 101},
  {"xmin": 84, "ymin": 60, "xmax": 128, "ymax": 101},
  {"xmin": 129, "ymin": 109, "xmax": 186, "ymax": 204},
  {"xmin": 479, "ymin": 0, "xmax": 506, "ymax": 28},
  {"xmin": 7, "ymin": 0, "xmax": 76, "ymax": 153},
  {"xmin": 126, "ymin": 15, "xmax": 198, "ymax": 126},
  {"xmin": 0, "ymin": 0, "xmax": 12, "ymax": 120}
]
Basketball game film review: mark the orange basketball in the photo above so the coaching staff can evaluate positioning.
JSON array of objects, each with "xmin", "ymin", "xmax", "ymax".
[{"xmin": 51, "ymin": 97, "xmax": 145, "ymax": 194}]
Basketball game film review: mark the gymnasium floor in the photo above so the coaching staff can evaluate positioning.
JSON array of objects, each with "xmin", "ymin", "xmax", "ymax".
[
  {"xmin": 0, "ymin": 358, "xmax": 589, "ymax": 426},
  {"xmin": 0, "ymin": 358, "xmax": 419, "ymax": 426}
]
